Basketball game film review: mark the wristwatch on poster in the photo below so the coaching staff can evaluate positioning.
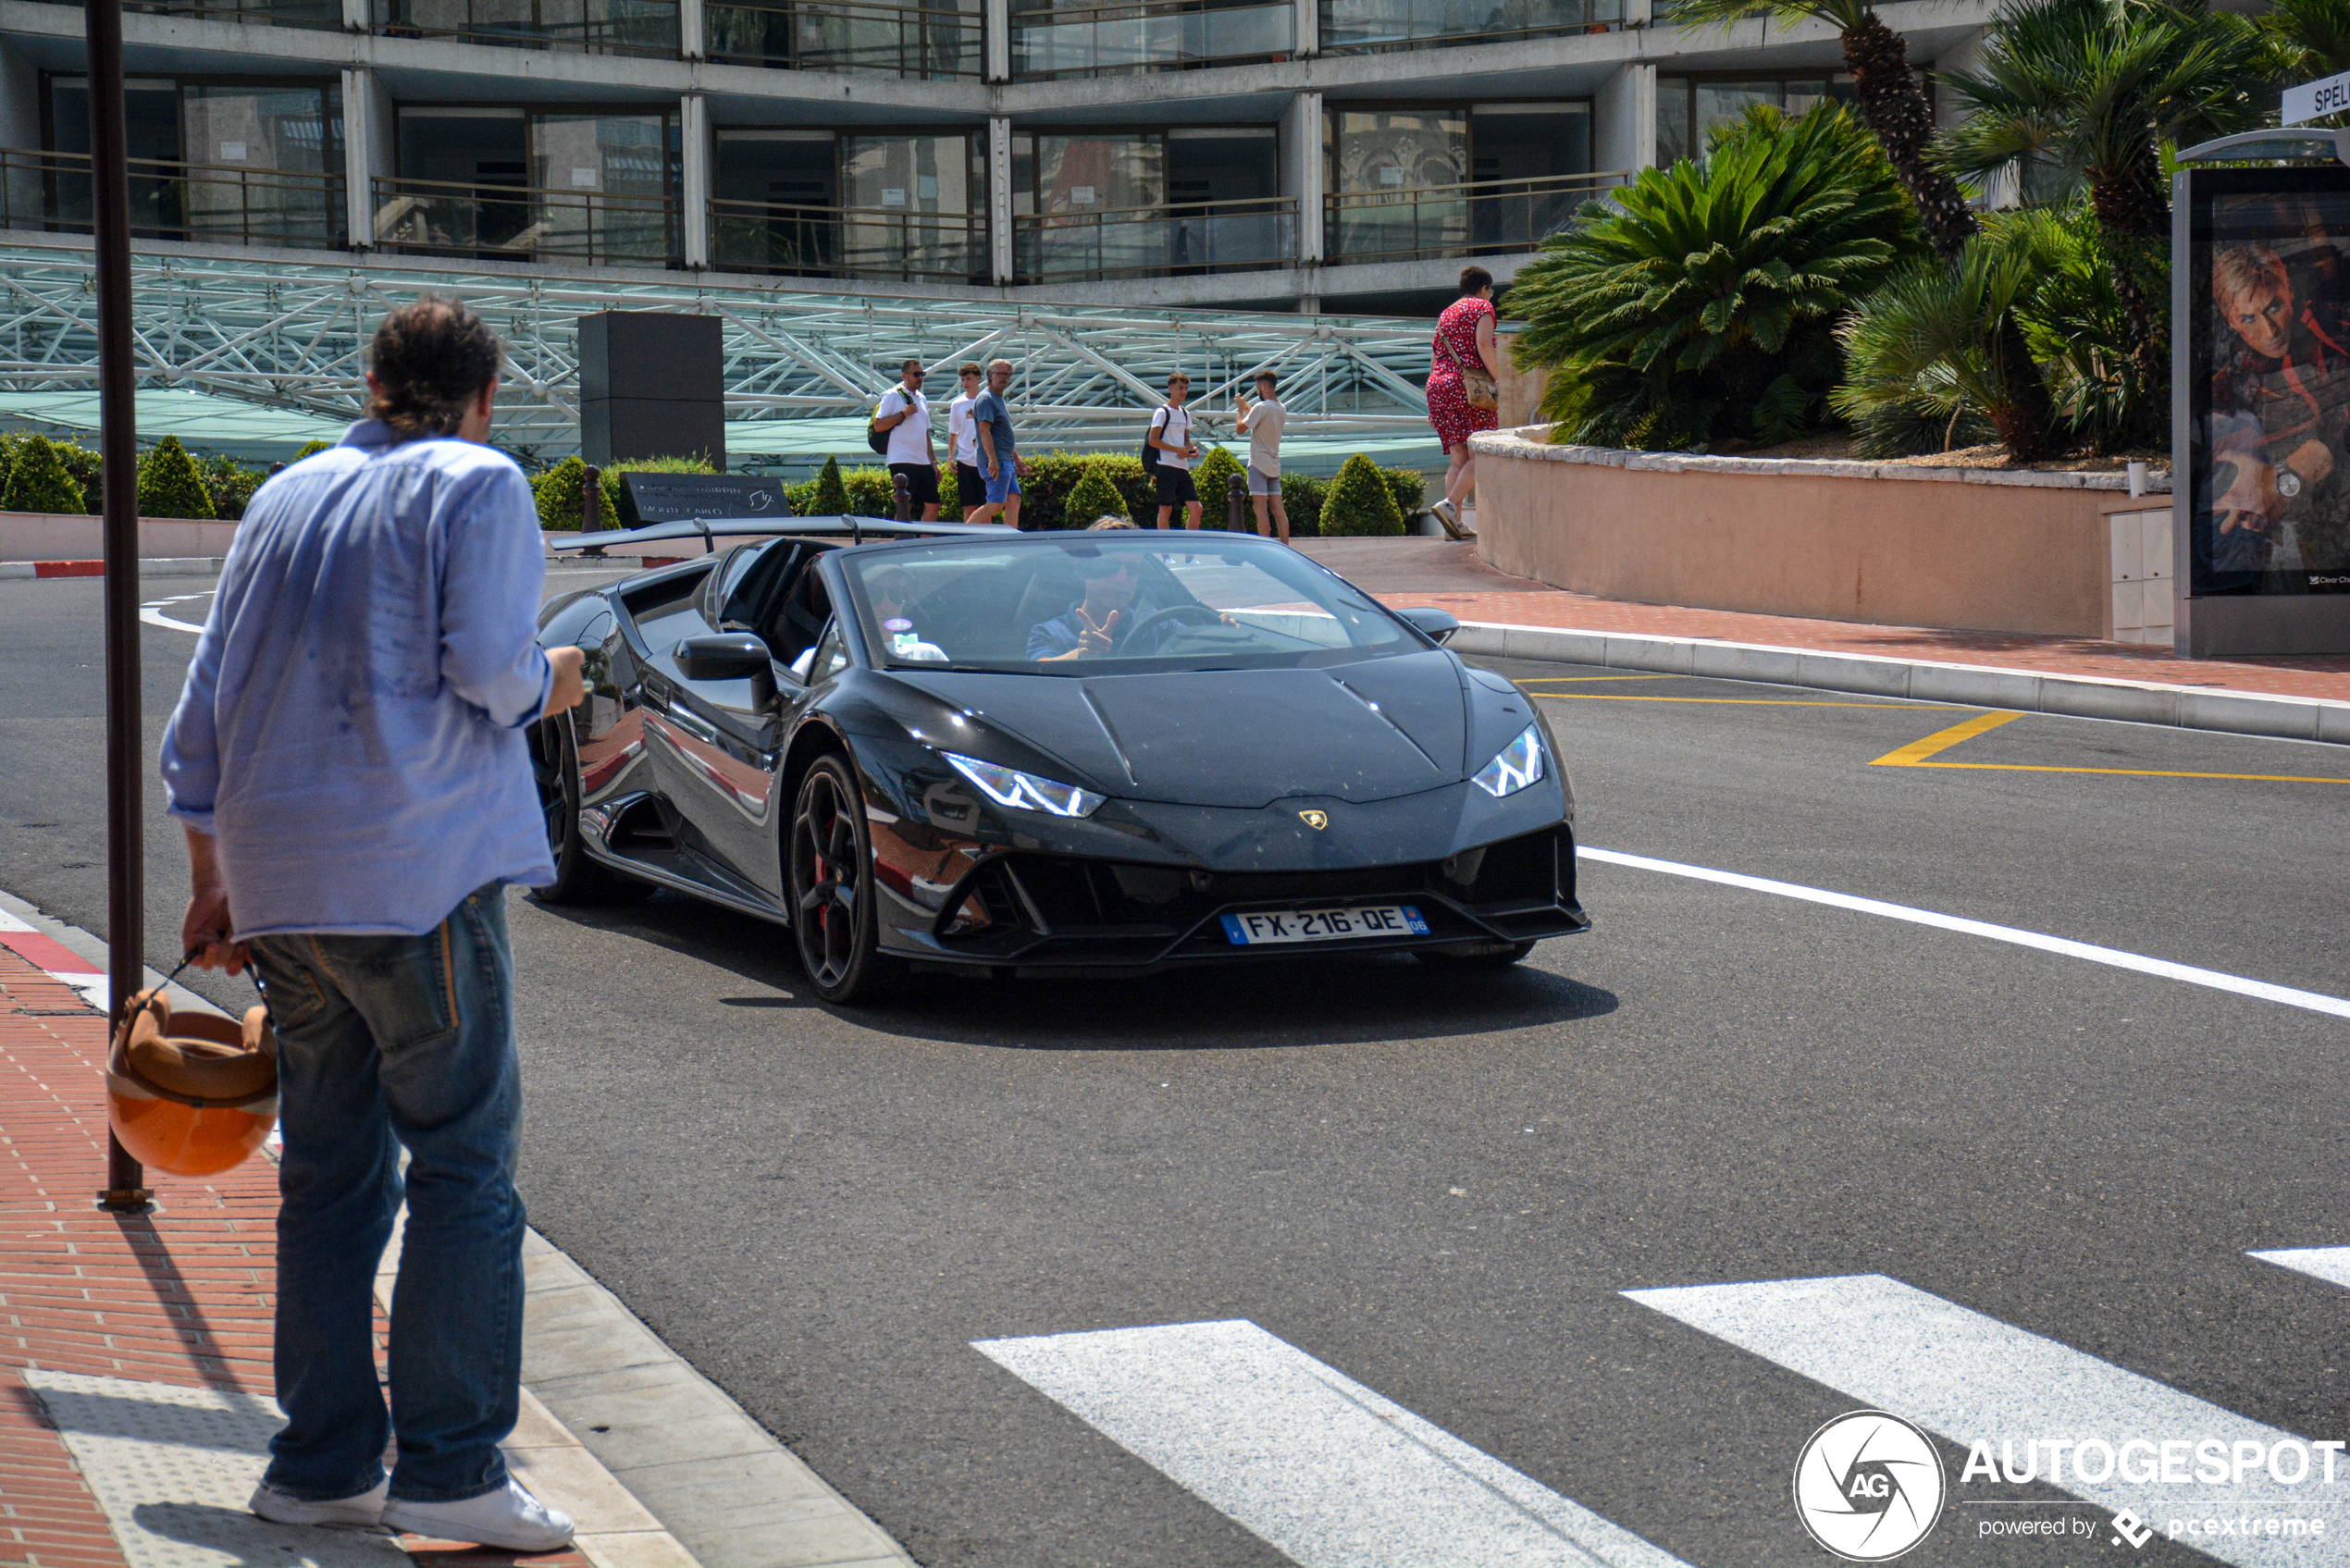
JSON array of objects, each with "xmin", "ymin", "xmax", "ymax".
[{"xmin": 2277, "ymin": 461, "xmax": 2305, "ymax": 500}]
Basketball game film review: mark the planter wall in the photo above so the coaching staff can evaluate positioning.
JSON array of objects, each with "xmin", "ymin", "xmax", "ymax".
[
  {"xmin": 0, "ymin": 512, "xmax": 241, "ymax": 562},
  {"xmin": 1468, "ymin": 427, "xmax": 2164, "ymax": 641}
]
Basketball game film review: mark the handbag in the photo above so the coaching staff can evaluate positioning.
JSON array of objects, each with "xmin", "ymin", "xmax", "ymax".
[{"xmin": 1438, "ymin": 326, "xmax": 1500, "ymax": 413}]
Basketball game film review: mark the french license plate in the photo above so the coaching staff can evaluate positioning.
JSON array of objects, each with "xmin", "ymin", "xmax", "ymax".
[{"xmin": 1219, "ymin": 905, "xmax": 1429, "ymax": 945}]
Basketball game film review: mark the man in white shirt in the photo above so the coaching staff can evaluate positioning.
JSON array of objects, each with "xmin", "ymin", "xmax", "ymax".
[
  {"xmin": 1148, "ymin": 372, "xmax": 1202, "ymax": 530},
  {"xmin": 873, "ymin": 358, "xmax": 938, "ymax": 521},
  {"xmin": 1237, "ymin": 370, "xmax": 1289, "ymax": 544},
  {"xmin": 945, "ymin": 362, "xmax": 983, "ymax": 520}
]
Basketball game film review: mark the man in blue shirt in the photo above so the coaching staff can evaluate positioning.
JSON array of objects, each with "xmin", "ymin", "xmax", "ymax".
[
  {"xmin": 162, "ymin": 297, "xmax": 583, "ymax": 1553},
  {"xmin": 965, "ymin": 357, "xmax": 1027, "ymax": 527}
]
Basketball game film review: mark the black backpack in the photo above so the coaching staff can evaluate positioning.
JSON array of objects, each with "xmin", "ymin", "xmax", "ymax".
[
  {"xmin": 867, "ymin": 396, "xmax": 893, "ymax": 457},
  {"xmin": 1139, "ymin": 405, "xmax": 1169, "ymax": 475}
]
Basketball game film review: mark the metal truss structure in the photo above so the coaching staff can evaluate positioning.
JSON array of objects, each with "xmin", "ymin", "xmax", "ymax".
[{"xmin": 0, "ymin": 241, "xmax": 1436, "ymax": 464}]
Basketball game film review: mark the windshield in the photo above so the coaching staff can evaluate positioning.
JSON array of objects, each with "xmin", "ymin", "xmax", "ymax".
[{"xmin": 841, "ymin": 536, "xmax": 1421, "ymax": 673}]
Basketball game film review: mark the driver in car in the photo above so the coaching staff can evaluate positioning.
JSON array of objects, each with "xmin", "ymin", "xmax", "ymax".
[{"xmin": 1029, "ymin": 554, "xmax": 1139, "ymax": 661}]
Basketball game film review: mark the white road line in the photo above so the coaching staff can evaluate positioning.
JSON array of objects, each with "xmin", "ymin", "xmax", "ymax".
[
  {"xmin": 972, "ymin": 1319, "xmax": 1688, "ymax": 1568},
  {"xmin": 1626, "ymin": 1275, "xmax": 2338, "ymax": 1568},
  {"xmin": 139, "ymin": 596, "xmax": 207, "ymax": 635},
  {"xmin": 1577, "ymin": 846, "xmax": 2350, "ymax": 1021},
  {"xmin": 2250, "ymin": 1249, "xmax": 2350, "ymax": 1290}
]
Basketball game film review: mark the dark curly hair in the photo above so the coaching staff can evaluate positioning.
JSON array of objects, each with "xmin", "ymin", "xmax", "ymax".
[{"xmin": 365, "ymin": 295, "xmax": 502, "ymax": 438}]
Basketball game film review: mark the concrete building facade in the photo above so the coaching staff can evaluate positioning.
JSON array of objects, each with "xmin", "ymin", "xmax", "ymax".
[{"xmin": 0, "ymin": 0, "xmax": 1998, "ymax": 315}]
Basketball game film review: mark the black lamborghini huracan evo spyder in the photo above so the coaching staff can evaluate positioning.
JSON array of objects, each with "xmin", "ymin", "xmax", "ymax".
[{"xmin": 532, "ymin": 517, "xmax": 1588, "ymax": 1003}]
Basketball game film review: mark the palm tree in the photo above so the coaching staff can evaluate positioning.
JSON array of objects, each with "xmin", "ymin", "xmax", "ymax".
[
  {"xmin": 1670, "ymin": 0, "xmax": 2059, "ymax": 457},
  {"xmin": 1939, "ymin": 0, "xmax": 2266, "ymax": 388},
  {"xmin": 2262, "ymin": 0, "xmax": 2350, "ymax": 82}
]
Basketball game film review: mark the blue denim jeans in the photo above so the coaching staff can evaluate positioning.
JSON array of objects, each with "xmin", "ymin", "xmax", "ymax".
[{"xmin": 247, "ymin": 884, "xmax": 525, "ymax": 1504}]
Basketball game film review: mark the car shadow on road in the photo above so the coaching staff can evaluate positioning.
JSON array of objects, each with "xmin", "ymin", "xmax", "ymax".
[{"xmin": 525, "ymin": 889, "xmax": 1618, "ymax": 1050}]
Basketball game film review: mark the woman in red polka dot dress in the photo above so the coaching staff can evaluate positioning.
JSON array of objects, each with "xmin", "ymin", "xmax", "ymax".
[{"xmin": 1425, "ymin": 265, "xmax": 1500, "ymax": 540}]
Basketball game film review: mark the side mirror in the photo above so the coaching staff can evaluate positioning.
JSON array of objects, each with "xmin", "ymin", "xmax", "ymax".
[
  {"xmin": 1395, "ymin": 606, "xmax": 1460, "ymax": 646},
  {"xmin": 674, "ymin": 633, "xmax": 775, "ymax": 710}
]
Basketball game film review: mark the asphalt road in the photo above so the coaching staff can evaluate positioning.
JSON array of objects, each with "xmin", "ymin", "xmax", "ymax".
[{"xmin": 6, "ymin": 568, "xmax": 2349, "ymax": 1567}]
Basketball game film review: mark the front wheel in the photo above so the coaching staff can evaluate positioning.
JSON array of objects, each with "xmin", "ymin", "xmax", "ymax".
[{"xmin": 789, "ymin": 755, "xmax": 904, "ymax": 1005}]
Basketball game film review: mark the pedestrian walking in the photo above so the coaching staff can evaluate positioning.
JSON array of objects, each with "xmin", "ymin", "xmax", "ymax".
[
  {"xmin": 1148, "ymin": 372, "xmax": 1203, "ymax": 530},
  {"xmin": 946, "ymin": 361, "xmax": 985, "ymax": 520},
  {"xmin": 874, "ymin": 357, "xmax": 940, "ymax": 521},
  {"xmin": 1237, "ymin": 370, "xmax": 1289, "ymax": 544},
  {"xmin": 160, "ymin": 295, "xmax": 586, "ymax": 1553},
  {"xmin": 968, "ymin": 357, "xmax": 1027, "ymax": 528},
  {"xmin": 1427, "ymin": 265, "xmax": 1500, "ymax": 541}
]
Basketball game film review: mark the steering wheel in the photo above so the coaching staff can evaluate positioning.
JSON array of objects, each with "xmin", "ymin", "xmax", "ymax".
[{"xmin": 1116, "ymin": 602, "xmax": 1222, "ymax": 653}]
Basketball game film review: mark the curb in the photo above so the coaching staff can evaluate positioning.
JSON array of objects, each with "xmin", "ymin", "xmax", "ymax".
[
  {"xmin": 0, "ymin": 557, "xmax": 227, "ymax": 580},
  {"xmin": 0, "ymin": 882, "xmax": 914, "ymax": 1568},
  {"xmin": 1451, "ymin": 621, "xmax": 2350, "ymax": 747}
]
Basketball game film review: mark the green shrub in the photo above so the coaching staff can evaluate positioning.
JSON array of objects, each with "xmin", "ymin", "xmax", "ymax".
[
  {"xmin": 2, "ymin": 435, "xmax": 86, "ymax": 513},
  {"xmin": 54, "ymin": 441, "xmax": 102, "ymax": 513},
  {"xmin": 811, "ymin": 455, "xmax": 849, "ymax": 516},
  {"xmin": 136, "ymin": 436, "xmax": 216, "ymax": 520},
  {"xmin": 938, "ymin": 465, "xmax": 962, "ymax": 518},
  {"xmin": 1191, "ymin": 446, "xmax": 1246, "ymax": 526},
  {"xmin": 1379, "ymin": 466, "xmax": 1428, "ymax": 520},
  {"xmin": 202, "ymin": 452, "xmax": 266, "ymax": 521},
  {"xmin": 1510, "ymin": 102, "xmax": 1926, "ymax": 451},
  {"xmin": 1062, "ymin": 463, "xmax": 1127, "ymax": 527},
  {"xmin": 843, "ymin": 464, "xmax": 897, "ymax": 516},
  {"xmin": 533, "ymin": 456, "xmax": 589, "ymax": 530},
  {"xmin": 1320, "ymin": 454, "xmax": 1405, "ymax": 537},
  {"xmin": 293, "ymin": 438, "xmax": 335, "ymax": 462},
  {"xmin": 1280, "ymin": 473, "xmax": 1327, "ymax": 537}
]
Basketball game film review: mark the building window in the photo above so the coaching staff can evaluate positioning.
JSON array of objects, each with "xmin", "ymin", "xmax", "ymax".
[
  {"xmin": 374, "ymin": 0, "xmax": 682, "ymax": 57},
  {"xmin": 379, "ymin": 106, "xmax": 678, "ymax": 265},
  {"xmin": 704, "ymin": 0, "xmax": 984, "ymax": 79},
  {"xmin": 31, "ymin": 76, "xmax": 344, "ymax": 249},
  {"xmin": 1008, "ymin": 0, "xmax": 1293, "ymax": 80},
  {"xmin": 711, "ymin": 130, "xmax": 985, "ymax": 281},
  {"xmin": 1319, "ymin": 0, "xmax": 1619, "ymax": 55},
  {"xmin": 1012, "ymin": 127, "xmax": 1286, "ymax": 280},
  {"xmin": 1653, "ymin": 72, "xmax": 1858, "ymax": 167},
  {"xmin": 1324, "ymin": 103, "xmax": 1595, "ymax": 264}
]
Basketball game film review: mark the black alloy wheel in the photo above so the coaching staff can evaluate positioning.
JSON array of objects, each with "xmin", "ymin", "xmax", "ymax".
[
  {"xmin": 529, "ymin": 717, "xmax": 651, "ymax": 906},
  {"xmin": 789, "ymin": 754, "xmax": 903, "ymax": 1005}
]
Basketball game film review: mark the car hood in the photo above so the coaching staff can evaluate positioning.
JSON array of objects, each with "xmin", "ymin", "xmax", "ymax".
[{"xmin": 894, "ymin": 653, "xmax": 1471, "ymax": 808}]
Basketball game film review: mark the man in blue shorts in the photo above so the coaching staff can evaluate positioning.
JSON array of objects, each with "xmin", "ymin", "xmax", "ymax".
[{"xmin": 969, "ymin": 358, "xmax": 1027, "ymax": 528}]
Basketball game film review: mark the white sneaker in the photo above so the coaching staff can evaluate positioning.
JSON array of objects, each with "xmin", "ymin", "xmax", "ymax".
[
  {"xmin": 249, "ymin": 1477, "xmax": 388, "ymax": 1528},
  {"xmin": 1431, "ymin": 498, "xmax": 1466, "ymax": 539},
  {"xmin": 381, "ymin": 1478, "xmax": 574, "ymax": 1551}
]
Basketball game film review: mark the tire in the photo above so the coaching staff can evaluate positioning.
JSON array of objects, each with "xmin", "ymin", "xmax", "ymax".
[
  {"xmin": 788, "ymin": 754, "xmax": 905, "ymax": 1005},
  {"xmin": 529, "ymin": 717, "xmax": 653, "ymax": 906},
  {"xmin": 1416, "ymin": 940, "xmax": 1537, "ymax": 970}
]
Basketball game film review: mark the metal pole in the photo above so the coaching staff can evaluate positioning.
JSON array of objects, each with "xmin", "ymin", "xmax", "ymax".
[{"xmin": 90, "ymin": 0, "xmax": 150, "ymax": 1213}]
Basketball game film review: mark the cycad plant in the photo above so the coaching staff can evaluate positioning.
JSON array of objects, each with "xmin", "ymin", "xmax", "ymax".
[
  {"xmin": 2264, "ymin": 0, "xmax": 2350, "ymax": 84},
  {"xmin": 1511, "ymin": 104, "xmax": 1924, "ymax": 452},
  {"xmin": 1939, "ymin": 0, "xmax": 2266, "ymax": 389}
]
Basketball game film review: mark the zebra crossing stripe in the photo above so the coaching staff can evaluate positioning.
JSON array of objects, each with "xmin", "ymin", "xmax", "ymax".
[
  {"xmin": 2251, "ymin": 1249, "xmax": 2350, "ymax": 1291},
  {"xmin": 1625, "ymin": 1274, "xmax": 2335, "ymax": 1568},
  {"xmin": 972, "ymin": 1318, "xmax": 1689, "ymax": 1568}
]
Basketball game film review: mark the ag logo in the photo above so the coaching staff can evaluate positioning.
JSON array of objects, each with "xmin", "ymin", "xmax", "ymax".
[
  {"xmin": 1792, "ymin": 1410, "xmax": 1946, "ymax": 1561},
  {"xmin": 1298, "ymin": 809, "xmax": 1328, "ymax": 829}
]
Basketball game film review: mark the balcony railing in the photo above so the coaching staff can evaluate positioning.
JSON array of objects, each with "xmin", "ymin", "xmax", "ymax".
[
  {"xmin": 372, "ymin": 176, "xmax": 679, "ymax": 265},
  {"xmin": 705, "ymin": 0, "xmax": 984, "ymax": 77},
  {"xmin": 371, "ymin": 0, "xmax": 683, "ymax": 56},
  {"xmin": 27, "ymin": 0, "xmax": 341, "ymax": 26},
  {"xmin": 1010, "ymin": 0, "xmax": 1292, "ymax": 77},
  {"xmin": 710, "ymin": 197, "xmax": 986, "ymax": 281},
  {"xmin": 0, "ymin": 147, "xmax": 347, "ymax": 250},
  {"xmin": 1319, "ymin": 0, "xmax": 1618, "ymax": 52},
  {"xmin": 1016, "ymin": 195, "xmax": 1293, "ymax": 282},
  {"xmin": 1325, "ymin": 171, "xmax": 1619, "ymax": 264}
]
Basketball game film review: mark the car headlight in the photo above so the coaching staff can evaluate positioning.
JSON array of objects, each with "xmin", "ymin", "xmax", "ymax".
[
  {"xmin": 944, "ymin": 752, "xmax": 1106, "ymax": 818},
  {"xmin": 1471, "ymin": 723, "xmax": 1546, "ymax": 797}
]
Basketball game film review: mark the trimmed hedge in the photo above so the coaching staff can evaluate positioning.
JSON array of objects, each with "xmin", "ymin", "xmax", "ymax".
[
  {"xmin": 1192, "ymin": 446, "xmax": 1246, "ymax": 526},
  {"xmin": 1063, "ymin": 464, "xmax": 1126, "ymax": 527},
  {"xmin": 138, "ymin": 436, "xmax": 216, "ymax": 521},
  {"xmin": 534, "ymin": 456, "xmax": 589, "ymax": 531},
  {"xmin": 2, "ymin": 435, "xmax": 86, "ymax": 514},
  {"xmin": 600, "ymin": 453, "xmax": 717, "ymax": 525},
  {"xmin": 54, "ymin": 441, "xmax": 102, "ymax": 513},
  {"xmin": 293, "ymin": 438, "xmax": 335, "ymax": 462},
  {"xmin": 1320, "ymin": 454, "xmax": 1404, "ymax": 537},
  {"xmin": 202, "ymin": 452, "xmax": 266, "ymax": 521}
]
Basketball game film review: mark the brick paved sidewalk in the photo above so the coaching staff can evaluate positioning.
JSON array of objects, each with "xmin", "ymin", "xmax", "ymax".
[
  {"xmin": 0, "ymin": 946, "xmax": 587, "ymax": 1568},
  {"xmin": 1373, "ymin": 587, "xmax": 2350, "ymax": 704}
]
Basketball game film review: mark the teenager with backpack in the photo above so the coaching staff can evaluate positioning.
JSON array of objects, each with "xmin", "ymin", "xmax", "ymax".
[
  {"xmin": 872, "ymin": 358, "xmax": 939, "ymax": 521},
  {"xmin": 1146, "ymin": 372, "xmax": 1202, "ymax": 530}
]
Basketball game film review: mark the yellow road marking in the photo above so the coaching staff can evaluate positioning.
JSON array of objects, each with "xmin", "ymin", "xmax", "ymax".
[
  {"xmin": 1868, "ymin": 710, "xmax": 2023, "ymax": 765},
  {"xmin": 1531, "ymin": 694, "xmax": 1948, "ymax": 708},
  {"xmin": 1515, "ymin": 674, "xmax": 1683, "ymax": 684},
  {"xmin": 1873, "ymin": 710, "xmax": 2350, "ymax": 784}
]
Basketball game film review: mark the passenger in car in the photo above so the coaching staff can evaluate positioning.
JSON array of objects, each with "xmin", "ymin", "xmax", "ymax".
[{"xmin": 1028, "ymin": 554, "xmax": 1139, "ymax": 661}]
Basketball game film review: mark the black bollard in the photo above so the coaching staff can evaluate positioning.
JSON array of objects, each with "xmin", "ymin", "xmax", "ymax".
[
  {"xmin": 1227, "ymin": 471, "xmax": 1247, "ymax": 533},
  {"xmin": 893, "ymin": 471, "xmax": 911, "ymax": 522}
]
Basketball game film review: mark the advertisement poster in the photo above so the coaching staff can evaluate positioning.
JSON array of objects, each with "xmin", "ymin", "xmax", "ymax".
[{"xmin": 2192, "ymin": 168, "xmax": 2350, "ymax": 595}]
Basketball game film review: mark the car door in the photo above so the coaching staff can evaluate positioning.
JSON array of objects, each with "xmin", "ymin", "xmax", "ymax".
[{"xmin": 645, "ymin": 551, "xmax": 835, "ymax": 899}]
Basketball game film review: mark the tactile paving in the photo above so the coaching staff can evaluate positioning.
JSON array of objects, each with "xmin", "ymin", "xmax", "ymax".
[{"xmin": 21, "ymin": 1368, "xmax": 409, "ymax": 1568}]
